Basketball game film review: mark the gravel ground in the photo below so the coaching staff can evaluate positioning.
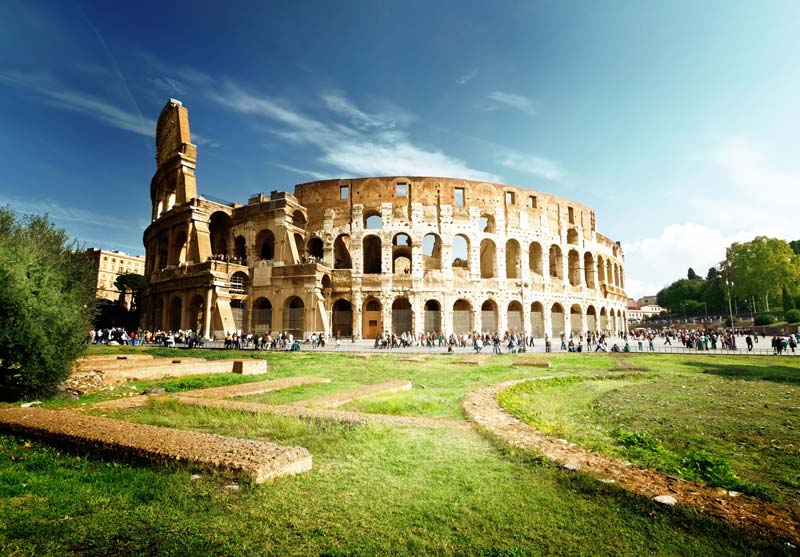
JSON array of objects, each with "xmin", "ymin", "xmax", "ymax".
[
  {"xmin": 463, "ymin": 378, "xmax": 800, "ymax": 544},
  {"xmin": 286, "ymin": 380, "xmax": 412, "ymax": 408}
]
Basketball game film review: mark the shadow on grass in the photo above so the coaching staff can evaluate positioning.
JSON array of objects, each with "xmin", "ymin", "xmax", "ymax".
[{"xmin": 685, "ymin": 361, "xmax": 800, "ymax": 385}]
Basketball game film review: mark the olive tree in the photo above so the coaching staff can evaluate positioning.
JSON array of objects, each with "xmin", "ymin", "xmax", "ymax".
[{"xmin": 0, "ymin": 206, "xmax": 96, "ymax": 398}]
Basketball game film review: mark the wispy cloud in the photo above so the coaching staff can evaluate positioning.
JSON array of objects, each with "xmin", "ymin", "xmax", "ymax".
[
  {"xmin": 0, "ymin": 70, "xmax": 155, "ymax": 136},
  {"xmin": 209, "ymin": 80, "xmax": 499, "ymax": 182},
  {"xmin": 0, "ymin": 195, "xmax": 131, "ymax": 230},
  {"xmin": 455, "ymin": 70, "xmax": 478, "ymax": 85},
  {"xmin": 271, "ymin": 162, "xmax": 331, "ymax": 181},
  {"xmin": 497, "ymin": 153, "xmax": 564, "ymax": 181},
  {"xmin": 483, "ymin": 91, "xmax": 537, "ymax": 115}
]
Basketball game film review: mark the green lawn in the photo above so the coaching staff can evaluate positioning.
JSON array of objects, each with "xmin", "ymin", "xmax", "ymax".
[{"xmin": 1, "ymin": 349, "xmax": 797, "ymax": 555}]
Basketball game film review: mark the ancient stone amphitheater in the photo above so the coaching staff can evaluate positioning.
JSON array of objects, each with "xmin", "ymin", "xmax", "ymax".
[{"xmin": 142, "ymin": 99, "xmax": 628, "ymax": 340}]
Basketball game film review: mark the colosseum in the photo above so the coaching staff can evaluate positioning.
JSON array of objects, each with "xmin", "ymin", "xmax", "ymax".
[{"xmin": 142, "ymin": 99, "xmax": 629, "ymax": 340}]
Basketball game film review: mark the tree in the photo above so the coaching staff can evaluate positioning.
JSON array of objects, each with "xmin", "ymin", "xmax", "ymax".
[
  {"xmin": 706, "ymin": 267, "xmax": 719, "ymax": 281},
  {"xmin": 790, "ymin": 240, "xmax": 800, "ymax": 255},
  {"xmin": 114, "ymin": 273, "xmax": 145, "ymax": 310},
  {"xmin": 687, "ymin": 267, "xmax": 699, "ymax": 280},
  {"xmin": 0, "ymin": 207, "xmax": 96, "ymax": 398},
  {"xmin": 723, "ymin": 237, "xmax": 800, "ymax": 311},
  {"xmin": 783, "ymin": 285, "xmax": 795, "ymax": 314}
]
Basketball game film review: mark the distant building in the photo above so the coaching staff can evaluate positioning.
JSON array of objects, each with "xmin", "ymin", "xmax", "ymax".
[
  {"xmin": 86, "ymin": 248, "xmax": 146, "ymax": 305},
  {"xmin": 639, "ymin": 295, "xmax": 658, "ymax": 305},
  {"xmin": 627, "ymin": 297, "xmax": 666, "ymax": 322}
]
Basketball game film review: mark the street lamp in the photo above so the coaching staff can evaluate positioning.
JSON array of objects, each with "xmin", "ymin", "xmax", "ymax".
[{"xmin": 726, "ymin": 280, "xmax": 736, "ymax": 347}]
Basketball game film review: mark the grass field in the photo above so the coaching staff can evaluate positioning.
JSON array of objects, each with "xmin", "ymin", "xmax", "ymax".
[{"xmin": 1, "ymin": 348, "xmax": 798, "ymax": 555}]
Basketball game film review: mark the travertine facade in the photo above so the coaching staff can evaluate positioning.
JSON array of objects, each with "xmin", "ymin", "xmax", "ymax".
[
  {"xmin": 142, "ymin": 100, "xmax": 628, "ymax": 339},
  {"xmin": 86, "ymin": 248, "xmax": 145, "ymax": 305}
]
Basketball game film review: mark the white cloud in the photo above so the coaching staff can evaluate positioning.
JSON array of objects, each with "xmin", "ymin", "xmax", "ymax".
[
  {"xmin": 0, "ymin": 70, "xmax": 155, "ymax": 136},
  {"xmin": 271, "ymin": 163, "xmax": 331, "ymax": 181},
  {"xmin": 0, "ymin": 195, "xmax": 131, "ymax": 230},
  {"xmin": 455, "ymin": 70, "xmax": 478, "ymax": 85},
  {"xmin": 497, "ymin": 153, "xmax": 564, "ymax": 181},
  {"xmin": 485, "ymin": 91, "xmax": 537, "ymax": 115},
  {"xmin": 210, "ymin": 81, "xmax": 499, "ymax": 182}
]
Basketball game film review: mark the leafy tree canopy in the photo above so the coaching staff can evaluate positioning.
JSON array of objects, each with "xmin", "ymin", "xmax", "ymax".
[
  {"xmin": 0, "ymin": 206, "xmax": 96, "ymax": 398},
  {"xmin": 724, "ymin": 236, "xmax": 799, "ymax": 304},
  {"xmin": 687, "ymin": 267, "xmax": 699, "ymax": 280}
]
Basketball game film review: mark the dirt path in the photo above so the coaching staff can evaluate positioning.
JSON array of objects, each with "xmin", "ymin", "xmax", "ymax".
[{"xmin": 463, "ymin": 378, "xmax": 800, "ymax": 544}]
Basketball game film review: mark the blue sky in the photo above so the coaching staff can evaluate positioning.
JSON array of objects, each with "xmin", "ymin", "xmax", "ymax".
[{"xmin": 1, "ymin": 0, "xmax": 798, "ymax": 297}]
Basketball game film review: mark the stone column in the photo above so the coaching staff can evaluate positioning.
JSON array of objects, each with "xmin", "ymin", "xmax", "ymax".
[{"xmin": 203, "ymin": 287, "xmax": 213, "ymax": 339}]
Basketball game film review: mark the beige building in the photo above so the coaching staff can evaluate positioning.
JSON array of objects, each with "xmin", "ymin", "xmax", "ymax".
[
  {"xmin": 86, "ymin": 248, "xmax": 146, "ymax": 305},
  {"xmin": 142, "ymin": 99, "xmax": 629, "ymax": 339}
]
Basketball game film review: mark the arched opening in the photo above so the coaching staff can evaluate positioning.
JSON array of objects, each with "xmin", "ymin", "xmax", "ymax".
[
  {"xmin": 209, "ymin": 212, "xmax": 232, "ymax": 257},
  {"xmin": 157, "ymin": 234, "xmax": 169, "ymax": 270},
  {"xmin": 169, "ymin": 296, "xmax": 182, "ymax": 331},
  {"xmin": 234, "ymin": 235, "xmax": 247, "ymax": 263},
  {"xmin": 570, "ymin": 304, "xmax": 582, "ymax": 334},
  {"xmin": 188, "ymin": 295, "xmax": 204, "ymax": 334},
  {"xmin": 481, "ymin": 300, "xmax": 498, "ymax": 333},
  {"xmin": 452, "ymin": 234, "xmax": 470, "ymax": 273},
  {"xmin": 550, "ymin": 303, "xmax": 565, "ymax": 338},
  {"xmin": 549, "ymin": 245, "xmax": 563, "ymax": 279},
  {"xmin": 292, "ymin": 210, "xmax": 307, "ymax": 228},
  {"xmin": 600, "ymin": 307, "xmax": 609, "ymax": 331},
  {"xmin": 506, "ymin": 239, "xmax": 521, "ymax": 279},
  {"xmin": 479, "ymin": 213, "xmax": 495, "ymax": 233},
  {"xmin": 171, "ymin": 230, "xmax": 187, "ymax": 266},
  {"xmin": 391, "ymin": 298, "xmax": 413, "ymax": 334},
  {"xmin": 597, "ymin": 255, "xmax": 606, "ymax": 283},
  {"xmin": 362, "ymin": 235, "xmax": 382, "ymax": 274},
  {"xmin": 452, "ymin": 299, "xmax": 473, "ymax": 334},
  {"xmin": 392, "ymin": 233, "xmax": 412, "ymax": 275},
  {"xmin": 362, "ymin": 297, "xmax": 382, "ymax": 338},
  {"xmin": 424, "ymin": 300, "xmax": 441, "ymax": 333},
  {"xmin": 480, "ymin": 239, "xmax": 497, "ymax": 278},
  {"xmin": 567, "ymin": 228, "xmax": 579, "ymax": 245},
  {"xmin": 321, "ymin": 274, "xmax": 332, "ymax": 290},
  {"xmin": 422, "ymin": 233, "xmax": 442, "ymax": 271},
  {"xmin": 568, "ymin": 250, "xmax": 581, "ymax": 286},
  {"xmin": 606, "ymin": 260, "xmax": 613, "ymax": 286},
  {"xmin": 294, "ymin": 233, "xmax": 305, "ymax": 261},
  {"xmin": 586, "ymin": 305, "xmax": 597, "ymax": 333},
  {"xmin": 257, "ymin": 229, "xmax": 275, "ymax": 261},
  {"xmin": 230, "ymin": 271, "xmax": 249, "ymax": 295},
  {"xmin": 332, "ymin": 299, "xmax": 353, "ymax": 337},
  {"xmin": 529, "ymin": 242, "xmax": 543, "ymax": 276},
  {"xmin": 584, "ymin": 252, "xmax": 596, "ymax": 289},
  {"xmin": 364, "ymin": 210, "xmax": 382, "ymax": 230},
  {"xmin": 507, "ymin": 301, "xmax": 523, "ymax": 333},
  {"xmin": 253, "ymin": 297, "xmax": 272, "ymax": 334},
  {"xmin": 530, "ymin": 301, "xmax": 544, "ymax": 338},
  {"xmin": 306, "ymin": 237, "xmax": 324, "ymax": 261},
  {"xmin": 333, "ymin": 234, "xmax": 352, "ymax": 269},
  {"xmin": 283, "ymin": 297, "xmax": 305, "ymax": 337}
]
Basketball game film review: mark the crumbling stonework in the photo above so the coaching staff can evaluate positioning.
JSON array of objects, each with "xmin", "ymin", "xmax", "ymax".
[{"xmin": 142, "ymin": 99, "xmax": 628, "ymax": 340}]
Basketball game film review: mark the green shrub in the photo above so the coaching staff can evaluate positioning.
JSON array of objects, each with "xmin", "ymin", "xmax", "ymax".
[
  {"xmin": 611, "ymin": 428, "xmax": 661, "ymax": 452},
  {"xmin": 785, "ymin": 309, "xmax": 800, "ymax": 324},
  {"xmin": 753, "ymin": 314, "xmax": 777, "ymax": 326}
]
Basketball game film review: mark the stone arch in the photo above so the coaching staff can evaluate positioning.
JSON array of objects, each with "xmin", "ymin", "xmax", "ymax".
[
  {"xmin": 169, "ymin": 296, "xmax": 182, "ymax": 331},
  {"xmin": 600, "ymin": 307, "xmax": 609, "ymax": 331},
  {"xmin": 334, "ymin": 234, "xmax": 352, "ymax": 269},
  {"xmin": 362, "ymin": 297, "xmax": 382, "ymax": 338},
  {"xmin": 529, "ymin": 242, "xmax": 543, "ymax": 276},
  {"xmin": 362, "ymin": 235, "xmax": 382, "ymax": 274},
  {"xmin": 505, "ymin": 239, "xmax": 521, "ymax": 279},
  {"xmin": 597, "ymin": 255, "xmax": 606, "ymax": 283},
  {"xmin": 364, "ymin": 209, "xmax": 382, "ymax": 230},
  {"xmin": 567, "ymin": 249, "xmax": 581, "ymax": 286},
  {"xmin": 292, "ymin": 210, "xmax": 307, "ymax": 228},
  {"xmin": 550, "ymin": 303, "xmax": 565, "ymax": 338},
  {"xmin": 230, "ymin": 298, "xmax": 245, "ymax": 332},
  {"xmin": 209, "ymin": 211, "xmax": 232, "ymax": 256},
  {"xmin": 452, "ymin": 299, "xmax": 473, "ymax": 334},
  {"xmin": 256, "ymin": 229, "xmax": 275, "ymax": 261},
  {"xmin": 452, "ymin": 234, "xmax": 470, "ymax": 272},
  {"xmin": 234, "ymin": 235, "xmax": 247, "ymax": 262},
  {"xmin": 391, "ymin": 297, "xmax": 413, "ymax": 334},
  {"xmin": 586, "ymin": 305, "xmax": 597, "ymax": 333},
  {"xmin": 570, "ymin": 304, "xmax": 583, "ymax": 334},
  {"xmin": 252, "ymin": 297, "xmax": 272, "ymax": 334},
  {"xmin": 283, "ymin": 296, "xmax": 305, "ymax": 337},
  {"xmin": 424, "ymin": 299, "xmax": 442, "ymax": 333},
  {"xmin": 392, "ymin": 233, "xmax": 412, "ymax": 275},
  {"xmin": 480, "ymin": 239, "xmax": 497, "ymax": 278},
  {"xmin": 479, "ymin": 213, "xmax": 495, "ymax": 233},
  {"xmin": 530, "ymin": 301, "xmax": 544, "ymax": 337},
  {"xmin": 584, "ymin": 252, "xmax": 596, "ymax": 289},
  {"xmin": 567, "ymin": 228, "xmax": 579, "ymax": 245},
  {"xmin": 230, "ymin": 271, "xmax": 249, "ymax": 295},
  {"xmin": 306, "ymin": 236, "xmax": 324, "ymax": 260},
  {"xmin": 507, "ymin": 300, "xmax": 523, "ymax": 332},
  {"xmin": 188, "ymin": 294, "xmax": 204, "ymax": 333},
  {"xmin": 422, "ymin": 233, "xmax": 442, "ymax": 271},
  {"xmin": 481, "ymin": 299, "xmax": 498, "ymax": 332},
  {"xmin": 332, "ymin": 298, "xmax": 353, "ymax": 337},
  {"xmin": 549, "ymin": 245, "xmax": 563, "ymax": 279},
  {"xmin": 171, "ymin": 230, "xmax": 187, "ymax": 266}
]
